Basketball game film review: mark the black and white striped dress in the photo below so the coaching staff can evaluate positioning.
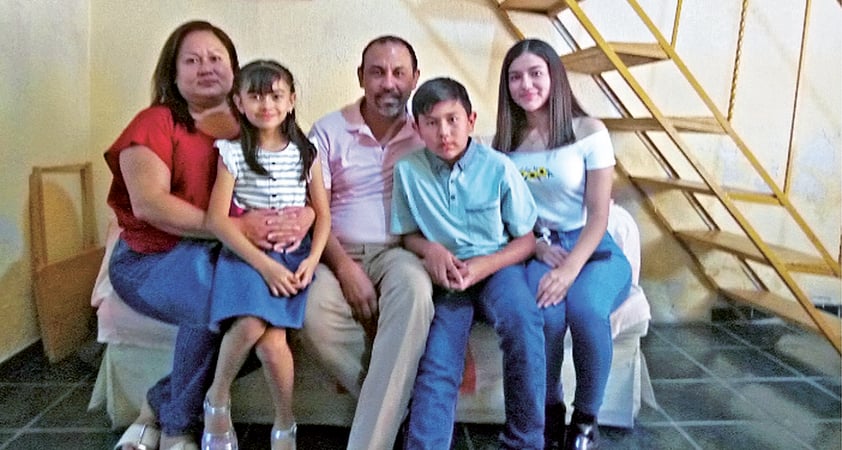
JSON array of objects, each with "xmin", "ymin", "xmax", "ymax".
[{"xmin": 208, "ymin": 139, "xmax": 312, "ymax": 332}]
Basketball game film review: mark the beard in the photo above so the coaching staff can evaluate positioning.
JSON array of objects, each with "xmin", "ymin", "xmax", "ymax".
[{"xmin": 373, "ymin": 91, "xmax": 406, "ymax": 118}]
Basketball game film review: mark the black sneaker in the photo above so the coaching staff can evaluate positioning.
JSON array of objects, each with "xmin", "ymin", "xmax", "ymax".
[{"xmin": 544, "ymin": 403, "xmax": 566, "ymax": 449}]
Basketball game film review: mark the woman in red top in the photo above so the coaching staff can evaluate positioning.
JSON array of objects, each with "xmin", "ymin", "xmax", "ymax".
[{"xmin": 106, "ymin": 21, "xmax": 312, "ymax": 450}]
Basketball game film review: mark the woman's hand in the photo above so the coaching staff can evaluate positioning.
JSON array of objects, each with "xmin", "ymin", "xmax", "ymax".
[
  {"xmin": 535, "ymin": 240, "xmax": 569, "ymax": 268},
  {"xmin": 537, "ymin": 264, "xmax": 580, "ymax": 308},
  {"xmin": 238, "ymin": 206, "xmax": 315, "ymax": 251}
]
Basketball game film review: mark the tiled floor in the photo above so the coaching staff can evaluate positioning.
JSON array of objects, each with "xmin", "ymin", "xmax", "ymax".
[{"xmin": 0, "ymin": 319, "xmax": 839, "ymax": 449}]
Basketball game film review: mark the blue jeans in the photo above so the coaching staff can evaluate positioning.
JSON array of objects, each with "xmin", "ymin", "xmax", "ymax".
[
  {"xmin": 406, "ymin": 264, "xmax": 545, "ymax": 450},
  {"xmin": 527, "ymin": 229, "xmax": 631, "ymax": 416},
  {"xmin": 109, "ymin": 238, "xmax": 222, "ymax": 435}
]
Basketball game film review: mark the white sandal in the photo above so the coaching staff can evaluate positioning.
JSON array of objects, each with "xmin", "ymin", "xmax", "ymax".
[
  {"xmin": 161, "ymin": 441, "xmax": 198, "ymax": 450},
  {"xmin": 114, "ymin": 422, "xmax": 160, "ymax": 450}
]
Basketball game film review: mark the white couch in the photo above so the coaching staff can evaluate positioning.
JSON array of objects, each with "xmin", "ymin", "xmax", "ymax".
[{"xmin": 88, "ymin": 204, "xmax": 654, "ymax": 430}]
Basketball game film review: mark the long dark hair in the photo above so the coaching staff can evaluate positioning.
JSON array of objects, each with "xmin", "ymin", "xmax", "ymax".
[
  {"xmin": 234, "ymin": 60, "xmax": 316, "ymax": 182},
  {"xmin": 492, "ymin": 39, "xmax": 587, "ymax": 153},
  {"xmin": 150, "ymin": 20, "xmax": 239, "ymax": 132}
]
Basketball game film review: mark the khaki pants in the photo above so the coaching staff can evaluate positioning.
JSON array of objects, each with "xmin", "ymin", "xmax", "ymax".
[{"xmin": 300, "ymin": 245, "xmax": 434, "ymax": 450}]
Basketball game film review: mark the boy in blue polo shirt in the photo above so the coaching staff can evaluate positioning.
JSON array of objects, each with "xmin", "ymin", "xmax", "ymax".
[{"xmin": 391, "ymin": 77, "xmax": 546, "ymax": 450}]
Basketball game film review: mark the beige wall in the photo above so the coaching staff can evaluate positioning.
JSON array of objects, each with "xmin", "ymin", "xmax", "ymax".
[
  {"xmin": 0, "ymin": 0, "xmax": 92, "ymax": 361},
  {"xmin": 1, "ymin": 0, "xmax": 839, "ymax": 362}
]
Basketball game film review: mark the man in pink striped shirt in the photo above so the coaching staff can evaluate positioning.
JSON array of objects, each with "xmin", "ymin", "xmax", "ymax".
[{"xmin": 301, "ymin": 36, "xmax": 434, "ymax": 450}]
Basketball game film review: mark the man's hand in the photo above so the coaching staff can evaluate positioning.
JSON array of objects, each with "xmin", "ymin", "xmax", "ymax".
[{"xmin": 335, "ymin": 258, "xmax": 379, "ymax": 337}]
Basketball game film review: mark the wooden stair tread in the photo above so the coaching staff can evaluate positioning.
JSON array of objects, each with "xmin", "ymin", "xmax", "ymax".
[
  {"xmin": 561, "ymin": 42, "xmax": 667, "ymax": 74},
  {"xmin": 676, "ymin": 230, "xmax": 836, "ymax": 276},
  {"xmin": 630, "ymin": 176, "xmax": 779, "ymax": 204},
  {"xmin": 499, "ymin": 0, "xmax": 571, "ymax": 15},
  {"xmin": 602, "ymin": 116, "xmax": 724, "ymax": 134},
  {"xmin": 722, "ymin": 288, "xmax": 841, "ymax": 338}
]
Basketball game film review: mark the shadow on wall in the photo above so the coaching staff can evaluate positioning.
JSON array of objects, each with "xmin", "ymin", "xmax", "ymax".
[{"xmin": 35, "ymin": 179, "xmax": 89, "ymax": 263}]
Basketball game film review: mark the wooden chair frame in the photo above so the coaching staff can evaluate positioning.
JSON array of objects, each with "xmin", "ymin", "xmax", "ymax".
[{"xmin": 29, "ymin": 163, "xmax": 104, "ymax": 362}]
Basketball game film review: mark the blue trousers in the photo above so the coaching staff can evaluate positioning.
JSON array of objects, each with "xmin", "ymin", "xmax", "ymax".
[
  {"xmin": 526, "ymin": 229, "xmax": 631, "ymax": 417},
  {"xmin": 406, "ymin": 264, "xmax": 545, "ymax": 450},
  {"xmin": 109, "ymin": 238, "xmax": 222, "ymax": 435}
]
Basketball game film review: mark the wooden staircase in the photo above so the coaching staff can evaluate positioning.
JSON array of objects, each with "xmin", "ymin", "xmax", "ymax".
[{"xmin": 491, "ymin": 0, "xmax": 841, "ymax": 353}]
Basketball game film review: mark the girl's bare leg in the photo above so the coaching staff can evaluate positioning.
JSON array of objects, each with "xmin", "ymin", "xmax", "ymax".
[
  {"xmin": 205, "ymin": 316, "xmax": 267, "ymax": 434},
  {"xmin": 256, "ymin": 327, "xmax": 296, "ymax": 450}
]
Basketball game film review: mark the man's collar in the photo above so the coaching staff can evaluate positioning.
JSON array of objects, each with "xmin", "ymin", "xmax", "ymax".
[{"xmin": 342, "ymin": 97, "xmax": 416, "ymax": 143}]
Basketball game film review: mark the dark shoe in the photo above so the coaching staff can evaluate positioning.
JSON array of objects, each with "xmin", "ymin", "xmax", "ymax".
[
  {"xmin": 544, "ymin": 403, "xmax": 566, "ymax": 450},
  {"xmin": 564, "ymin": 421, "xmax": 599, "ymax": 450}
]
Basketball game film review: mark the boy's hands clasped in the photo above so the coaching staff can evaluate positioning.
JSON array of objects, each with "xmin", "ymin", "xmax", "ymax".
[{"xmin": 421, "ymin": 242, "xmax": 497, "ymax": 292}]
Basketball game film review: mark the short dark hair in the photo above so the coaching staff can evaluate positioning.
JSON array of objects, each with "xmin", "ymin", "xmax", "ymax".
[
  {"xmin": 151, "ymin": 20, "xmax": 239, "ymax": 132},
  {"xmin": 359, "ymin": 35, "xmax": 418, "ymax": 72},
  {"xmin": 412, "ymin": 77, "xmax": 472, "ymax": 120}
]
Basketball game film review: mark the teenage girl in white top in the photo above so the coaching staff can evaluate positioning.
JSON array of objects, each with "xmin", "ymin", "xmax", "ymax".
[{"xmin": 493, "ymin": 39, "xmax": 632, "ymax": 450}]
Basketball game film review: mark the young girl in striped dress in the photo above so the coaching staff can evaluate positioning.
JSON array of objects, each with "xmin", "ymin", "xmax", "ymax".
[{"xmin": 201, "ymin": 60, "xmax": 330, "ymax": 450}]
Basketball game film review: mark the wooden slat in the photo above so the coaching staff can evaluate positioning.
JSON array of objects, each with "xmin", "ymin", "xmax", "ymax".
[
  {"xmin": 630, "ymin": 176, "xmax": 780, "ymax": 204},
  {"xmin": 30, "ymin": 164, "xmax": 104, "ymax": 363},
  {"xmin": 723, "ymin": 288, "xmax": 842, "ymax": 339},
  {"xmin": 33, "ymin": 247, "xmax": 104, "ymax": 362},
  {"xmin": 602, "ymin": 116, "xmax": 724, "ymax": 134},
  {"xmin": 561, "ymin": 42, "xmax": 667, "ymax": 74},
  {"xmin": 677, "ymin": 230, "xmax": 836, "ymax": 276},
  {"xmin": 499, "ymin": 0, "xmax": 571, "ymax": 15}
]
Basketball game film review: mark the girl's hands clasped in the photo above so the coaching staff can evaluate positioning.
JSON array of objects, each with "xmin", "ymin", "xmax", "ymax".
[
  {"xmin": 258, "ymin": 259, "xmax": 301, "ymax": 298},
  {"xmin": 294, "ymin": 256, "xmax": 319, "ymax": 289},
  {"xmin": 537, "ymin": 263, "xmax": 580, "ymax": 308}
]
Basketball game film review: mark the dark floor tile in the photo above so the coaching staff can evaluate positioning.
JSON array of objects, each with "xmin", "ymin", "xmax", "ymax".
[
  {"xmin": 456, "ymin": 423, "xmax": 499, "ymax": 450},
  {"xmin": 0, "ymin": 433, "xmax": 15, "ymax": 447},
  {"xmin": 682, "ymin": 422, "xmax": 812, "ymax": 450},
  {"xmin": 644, "ymin": 347, "xmax": 711, "ymax": 380},
  {"xmin": 34, "ymin": 383, "xmax": 110, "ymax": 428},
  {"xmin": 652, "ymin": 323, "xmax": 742, "ymax": 349},
  {"xmin": 651, "ymin": 381, "xmax": 765, "ymax": 422},
  {"xmin": 734, "ymin": 380, "xmax": 842, "ymax": 423},
  {"xmin": 716, "ymin": 321, "xmax": 797, "ymax": 349},
  {"xmin": 683, "ymin": 346, "xmax": 797, "ymax": 379},
  {"xmin": 236, "ymin": 423, "xmax": 350, "ymax": 449},
  {"xmin": 799, "ymin": 421, "xmax": 842, "ymax": 450},
  {"xmin": 815, "ymin": 376, "xmax": 842, "ymax": 398},
  {"xmin": 634, "ymin": 402, "xmax": 672, "ymax": 425},
  {"xmin": 600, "ymin": 425, "xmax": 697, "ymax": 450},
  {"xmin": 640, "ymin": 330, "xmax": 670, "ymax": 349},
  {"xmin": 0, "ymin": 343, "xmax": 96, "ymax": 383},
  {"xmin": 0, "ymin": 385, "xmax": 70, "ymax": 428},
  {"xmin": 759, "ymin": 333, "xmax": 841, "ymax": 377},
  {"xmin": 5, "ymin": 431, "xmax": 119, "ymax": 449}
]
